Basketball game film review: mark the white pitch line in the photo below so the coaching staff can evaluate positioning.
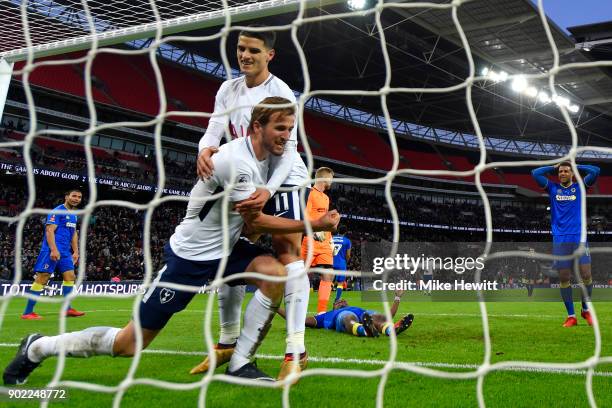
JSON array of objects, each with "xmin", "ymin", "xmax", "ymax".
[
  {"xmin": 15, "ymin": 309, "xmax": 607, "ymax": 320},
  {"xmin": 0, "ymin": 343, "xmax": 610, "ymax": 377}
]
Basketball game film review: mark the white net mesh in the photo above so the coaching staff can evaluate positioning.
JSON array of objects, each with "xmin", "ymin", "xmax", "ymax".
[
  {"xmin": 0, "ymin": 0, "xmax": 310, "ymax": 59},
  {"xmin": 0, "ymin": 0, "xmax": 611, "ymax": 407}
]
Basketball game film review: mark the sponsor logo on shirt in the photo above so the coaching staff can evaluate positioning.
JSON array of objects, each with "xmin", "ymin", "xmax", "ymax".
[
  {"xmin": 66, "ymin": 222, "xmax": 77, "ymax": 228},
  {"xmin": 555, "ymin": 195, "xmax": 577, "ymax": 201}
]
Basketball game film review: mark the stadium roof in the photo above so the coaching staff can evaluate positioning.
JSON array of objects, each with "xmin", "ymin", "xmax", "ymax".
[
  {"xmin": 172, "ymin": 0, "xmax": 612, "ymax": 148},
  {"xmin": 2, "ymin": 0, "xmax": 612, "ymax": 153}
]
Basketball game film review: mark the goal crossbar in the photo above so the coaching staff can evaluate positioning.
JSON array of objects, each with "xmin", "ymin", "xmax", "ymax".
[{"xmin": 0, "ymin": 0, "xmax": 342, "ymax": 62}]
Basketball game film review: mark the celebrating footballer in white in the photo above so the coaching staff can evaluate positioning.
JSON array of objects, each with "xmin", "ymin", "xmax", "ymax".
[
  {"xmin": 3, "ymin": 98, "xmax": 340, "ymax": 385},
  {"xmin": 193, "ymin": 28, "xmax": 312, "ymax": 380}
]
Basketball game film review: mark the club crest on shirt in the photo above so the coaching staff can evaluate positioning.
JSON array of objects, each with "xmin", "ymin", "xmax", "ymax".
[
  {"xmin": 571, "ymin": 188, "xmax": 576, "ymax": 193},
  {"xmin": 159, "ymin": 288, "xmax": 175, "ymax": 304},
  {"xmin": 237, "ymin": 174, "xmax": 249, "ymax": 183}
]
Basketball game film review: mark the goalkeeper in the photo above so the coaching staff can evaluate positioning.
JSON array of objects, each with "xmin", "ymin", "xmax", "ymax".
[
  {"xmin": 277, "ymin": 291, "xmax": 413, "ymax": 337},
  {"xmin": 301, "ymin": 167, "xmax": 335, "ymax": 314}
]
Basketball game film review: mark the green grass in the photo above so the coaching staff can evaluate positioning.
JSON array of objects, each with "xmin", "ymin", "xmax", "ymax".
[{"xmin": 1, "ymin": 291, "xmax": 611, "ymax": 407}]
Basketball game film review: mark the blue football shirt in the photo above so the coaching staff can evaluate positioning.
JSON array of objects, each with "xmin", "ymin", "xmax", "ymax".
[
  {"xmin": 314, "ymin": 306, "xmax": 367, "ymax": 329},
  {"xmin": 546, "ymin": 182, "xmax": 582, "ymax": 236},
  {"xmin": 332, "ymin": 235, "xmax": 351, "ymax": 270},
  {"xmin": 41, "ymin": 204, "xmax": 77, "ymax": 254}
]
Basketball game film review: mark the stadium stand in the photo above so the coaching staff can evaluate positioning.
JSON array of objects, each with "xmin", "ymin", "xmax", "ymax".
[
  {"xmin": 10, "ymin": 54, "xmax": 612, "ymax": 194},
  {"xmin": 1, "ymin": 178, "xmax": 610, "ymax": 284}
]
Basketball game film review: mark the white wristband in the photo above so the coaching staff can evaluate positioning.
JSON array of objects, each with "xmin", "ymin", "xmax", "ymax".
[{"xmin": 394, "ymin": 296, "xmax": 401, "ymax": 302}]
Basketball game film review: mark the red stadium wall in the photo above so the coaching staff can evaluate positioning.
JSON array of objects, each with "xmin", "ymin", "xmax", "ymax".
[
  {"xmin": 14, "ymin": 52, "xmax": 217, "ymax": 128},
  {"xmin": 12, "ymin": 52, "xmax": 609, "ymax": 192}
]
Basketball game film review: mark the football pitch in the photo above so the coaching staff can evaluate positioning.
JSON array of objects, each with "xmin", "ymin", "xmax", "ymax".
[{"xmin": 0, "ymin": 291, "xmax": 611, "ymax": 407}]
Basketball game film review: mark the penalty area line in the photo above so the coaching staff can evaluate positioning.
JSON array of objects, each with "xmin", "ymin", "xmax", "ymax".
[{"xmin": 15, "ymin": 309, "xmax": 603, "ymax": 321}]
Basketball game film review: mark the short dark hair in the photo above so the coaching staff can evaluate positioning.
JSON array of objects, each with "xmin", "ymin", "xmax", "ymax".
[
  {"xmin": 238, "ymin": 27, "xmax": 276, "ymax": 49},
  {"xmin": 65, "ymin": 188, "xmax": 82, "ymax": 196},
  {"xmin": 338, "ymin": 225, "xmax": 348, "ymax": 235},
  {"xmin": 558, "ymin": 161, "xmax": 572, "ymax": 171},
  {"xmin": 248, "ymin": 96, "xmax": 295, "ymax": 132}
]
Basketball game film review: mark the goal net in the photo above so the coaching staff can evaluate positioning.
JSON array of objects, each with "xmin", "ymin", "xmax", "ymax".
[{"xmin": 0, "ymin": 0, "xmax": 610, "ymax": 406}]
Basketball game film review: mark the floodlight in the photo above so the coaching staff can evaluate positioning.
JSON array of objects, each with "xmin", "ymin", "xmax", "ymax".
[
  {"xmin": 525, "ymin": 87, "xmax": 538, "ymax": 98},
  {"xmin": 347, "ymin": 0, "xmax": 367, "ymax": 10},
  {"xmin": 511, "ymin": 76, "xmax": 528, "ymax": 92}
]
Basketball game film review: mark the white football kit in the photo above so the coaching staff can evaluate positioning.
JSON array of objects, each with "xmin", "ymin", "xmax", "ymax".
[
  {"xmin": 199, "ymin": 74, "xmax": 308, "ymax": 192},
  {"xmin": 199, "ymin": 73, "xmax": 312, "ymax": 357},
  {"xmin": 171, "ymin": 136, "xmax": 268, "ymax": 261}
]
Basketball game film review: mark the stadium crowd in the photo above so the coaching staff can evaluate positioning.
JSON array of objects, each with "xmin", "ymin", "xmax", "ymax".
[
  {"xmin": 1, "ymin": 179, "xmax": 611, "ymax": 284},
  {"xmin": 2, "ymin": 122, "xmax": 611, "ymax": 284}
]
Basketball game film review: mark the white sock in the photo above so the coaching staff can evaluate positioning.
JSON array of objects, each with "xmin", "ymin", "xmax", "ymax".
[
  {"xmin": 284, "ymin": 260, "xmax": 309, "ymax": 355},
  {"xmin": 228, "ymin": 290, "xmax": 278, "ymax": 372},
  {"xmin": 27, "ymin": 327, "xmax": 120, "ymax": 363},
  {"xmin": 218, "ymin": 284, "xmax": 245, "ymax": 345}
]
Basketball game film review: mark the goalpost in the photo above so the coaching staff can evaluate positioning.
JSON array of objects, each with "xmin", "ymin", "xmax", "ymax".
[{"xmin": 0, "ymin": 0, "xmax": 610, "ymax": 407}]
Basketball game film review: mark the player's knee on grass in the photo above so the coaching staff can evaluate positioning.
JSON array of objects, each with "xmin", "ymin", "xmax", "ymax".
[
  {"xmin": 34, "ymin": 273, "xmax": 51, "ymax": 285},
  {"xmin": 248, "ymin": 255, "xmax": 286, "ymax": 303},
  {"xmin": 112, "ymin": 322, "xmax": 160, "ymax": 356},
  {"xmin": 272, "ymin": 232, "xmax": 302, "ymax": 263},
  {"xmin": 62, "ymin": 270, "xmax": 76, "ymax": 282}
]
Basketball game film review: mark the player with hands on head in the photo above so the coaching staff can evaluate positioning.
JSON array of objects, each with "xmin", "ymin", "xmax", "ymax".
[{"xmin": 531, "ymin": 161, "xmax": 600, "ymax": 327}]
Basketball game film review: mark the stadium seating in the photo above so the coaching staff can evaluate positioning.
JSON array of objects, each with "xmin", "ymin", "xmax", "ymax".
[
  {"xmin": 1, "ymin": 181, "xmax": 610, "ymax": 282},
  {"xmin": 11, "ymin": 52, "xmax": 611, "ymax": 193}
]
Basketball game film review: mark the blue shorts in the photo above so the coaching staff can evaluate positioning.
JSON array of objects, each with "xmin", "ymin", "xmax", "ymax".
[
  {"xmin": 423, "ymin": 274, "xmax": 433, "ymax": 282},
  {"xmin": 139, "ymin": 239, "xmax": 270, "ymax": 330},
  {"xmin": 33, "ymin": 250, "xmax": 74, "ymax": 275},
  {"xmin": 334, "ymin": 310, "xmax": 358, "ymax": 333},
  {"xmin": 263, "ymin": 184, "xmax": 305, "ymax": 220},
  {"xmin": 334, "ymin": 309, "xmax": 377, "ymax": 333},
  {"xmin": 552, "ymin": 234, "xmax": 591, "ymax": 269},
  {"xmin": 334, "ymin": 272, "xmax": 346, "ymax": 283}
]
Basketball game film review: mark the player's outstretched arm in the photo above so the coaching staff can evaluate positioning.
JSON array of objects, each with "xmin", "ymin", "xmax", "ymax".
[
  {"xmin": 389, "ymin": 290, "xmax": 404, "ymax": 318},
  {"xmin": 577, "ymin": 164, "xmax": 601, "ymax": 187},
  {"xmin": 235, "ymin": 147, "xmax": 298, "ymax": 213},
  {"xmin": 531, "ymin": 166, "xmax": 554, "ymax": 189},
  {"xmin": 243, "ymin": 209, "xmax": 340, "ymax": 235}
]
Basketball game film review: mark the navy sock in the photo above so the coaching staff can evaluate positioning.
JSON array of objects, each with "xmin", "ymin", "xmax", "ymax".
[{"xmin": 560, "ymin": 286, "xmax": 575, "ymax": 316}]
